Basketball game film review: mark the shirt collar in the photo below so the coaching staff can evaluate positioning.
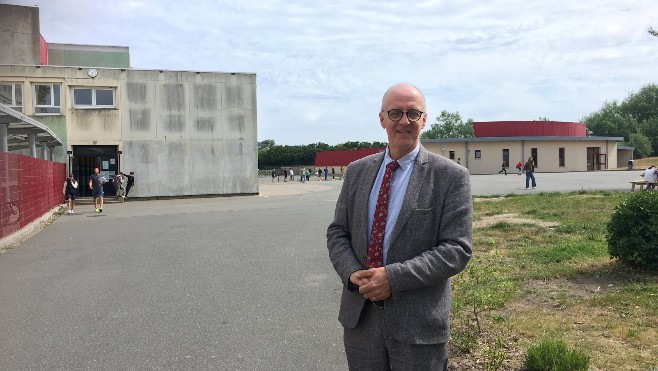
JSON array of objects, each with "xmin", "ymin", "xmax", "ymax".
[{"xmin": 384, "ymin": 144, "xmax": 420, "ymax": 170}]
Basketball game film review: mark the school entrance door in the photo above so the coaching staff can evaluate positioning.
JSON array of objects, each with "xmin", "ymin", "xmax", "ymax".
[
  {"xmin": 587, "ymin": 147, "xmax": 606, "ymax": 171},
  {"xmin": 71, "ymin": 145, "xmax": 121, "ymax": 197}
]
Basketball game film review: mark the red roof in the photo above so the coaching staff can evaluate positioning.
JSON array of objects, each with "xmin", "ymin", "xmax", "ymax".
[
  {"xmin": 473, "ymin": 121, "xmax": 586, "ymax": 137},
  {"xmin": 315, "ymin": 147, "xmax": 385, "ymax": 167}
]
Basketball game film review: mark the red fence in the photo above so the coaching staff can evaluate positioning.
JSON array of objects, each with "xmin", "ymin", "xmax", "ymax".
[{"xmin": 0, "ymin": 152, "xmax": 66, "ymax": 239}]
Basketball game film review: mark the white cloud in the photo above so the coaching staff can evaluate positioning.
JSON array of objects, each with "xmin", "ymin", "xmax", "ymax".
[{"xmin": 6, "ymin": 0, "xmax": 658, "ymax": 144}]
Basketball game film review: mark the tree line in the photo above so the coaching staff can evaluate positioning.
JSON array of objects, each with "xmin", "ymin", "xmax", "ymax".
[
  {"xmin": 258, "ymin": 140, "xmax": 386, "ymax": 168},
  {"xmin": 582, "ymin": 83, "xmax": 658, "ymax": 158}
]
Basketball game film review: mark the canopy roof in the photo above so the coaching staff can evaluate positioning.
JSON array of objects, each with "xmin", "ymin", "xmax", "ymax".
[{"xmin": 0, "ymin": 103, "xmax": 62, "ymax": 151}]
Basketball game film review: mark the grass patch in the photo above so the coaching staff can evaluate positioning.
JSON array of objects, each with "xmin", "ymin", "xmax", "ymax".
[{"xmin": 450, "ymin": 191, "xmax": 658, "ymax": 369}]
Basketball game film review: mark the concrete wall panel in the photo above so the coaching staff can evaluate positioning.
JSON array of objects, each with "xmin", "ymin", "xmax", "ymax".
[
  {"xmin": 190, "ymin": 140, "xmax": 222, "ymax": 195},
  {"xmin": 222, "ymin": 110, "xmax": 256, "ymax": 140},
  {"xmin": 124, "ymin": 81, "xmax": 155, "ymax": 139},
  {"xmin": 121, "ymin": 140, "xmax": 159, "ymax": 197},
  {"xmin": 222, "ymin": 139, "xmax": 258, "ymax": 194},
  {"xmin": 0, "ymin": 4, "xmax": 40, "ymax": 65},
  {"xmin": 156, "ymin": 140, "xmax": 191, "ymax": 196}
]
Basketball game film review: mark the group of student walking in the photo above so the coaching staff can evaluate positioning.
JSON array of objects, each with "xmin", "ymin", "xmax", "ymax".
[
  {"xmin": 498, "ymin": 157, "xmax": 537, "ymax": 189},
  {"xmin": 63, "ymin": 170, "xmax": 135, "ymax": 214}
]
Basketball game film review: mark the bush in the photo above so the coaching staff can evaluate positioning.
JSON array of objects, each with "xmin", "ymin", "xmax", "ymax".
[
  {"xmin": 524, "ymin": 338, "xmax": 590, "ymax": 371},
  {"xmin": 606, "ymin": 192, "xmax": 658, "ymax": 268}
]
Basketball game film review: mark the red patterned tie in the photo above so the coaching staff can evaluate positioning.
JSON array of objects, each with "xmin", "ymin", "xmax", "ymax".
[{"xmin": 366, "ymin": 160, "xmax": 399, "ymax": 269}]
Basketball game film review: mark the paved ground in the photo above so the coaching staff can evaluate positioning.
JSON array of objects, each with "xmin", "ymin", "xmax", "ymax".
[{"xmin": 0, "ymin": 170, "xmax": 644, "ymax": 370}]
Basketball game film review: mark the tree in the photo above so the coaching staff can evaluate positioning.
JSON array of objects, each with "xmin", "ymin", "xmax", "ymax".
[
  {"xmin": 628, "ymin": 132, "xmax": 652, "ymax": 158},
  {"xmin": 649, "ymin": 27, "xmax": 658, "ymax": 37},
  {"xmin": 585, "ymin": 84, "xmax": 658, "ymax": 156},
  {"xmin": 535, "ymin": 117, "xmax": 551, "ymax": 121},
  {"xmin": 582, "ymin": 101, "xmax": 636, "ymax": 138},
  {"xmin": 620, "ymin": 84, "xmax": 658, "ymax": 124},
  {"xmin": 420, "ymin": 110, "xmax": 474, "ymax": 139},
  {"xmin": 258, "ymin": 139, "xmax": 276, "ymax": 150},
  {"xmin": 638, "ymin": 116, "xmax": 658, "ymax": 157}
]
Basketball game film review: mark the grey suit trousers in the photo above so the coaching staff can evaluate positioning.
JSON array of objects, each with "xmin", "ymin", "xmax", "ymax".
[{"xmin": 344, "ymin": 302, "xmax": 448, "ymax": 371}]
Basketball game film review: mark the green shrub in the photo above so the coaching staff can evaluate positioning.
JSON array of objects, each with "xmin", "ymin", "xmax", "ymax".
[
  {"xmin": 524, "ymin": 338, "xmax": 590, "ymax": 371},
  {"xmin": 606, "ymin": 192, "xmax": 658, "ymax": 269}
]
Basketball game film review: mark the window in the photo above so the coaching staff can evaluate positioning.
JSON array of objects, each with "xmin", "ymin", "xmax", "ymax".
[
  {"xmin": 475, "ymin": 150, "xmax": 481, "ymax": 159},
  {"xmin": 0, "ymin": 83, "xmax": 23, "ymax": 111},
  {"xmin": 72, "ymin": 87, "xmax": 115, "ymax": 108},
  {"xmin": 559, "ymin": 148, "xmax": 565, "ymax": 167},
  {"xmin": 449, "ymin": 151, "xmax": 455, "ymax": 160},
  {"xmin": 33, "ymin": 84, "xmax": 61, "ymax": 114}
]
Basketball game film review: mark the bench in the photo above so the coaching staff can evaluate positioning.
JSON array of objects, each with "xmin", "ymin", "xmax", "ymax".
[{"xmin": 630, "ymin": 180, "xmax": 658, "ymax": 192}]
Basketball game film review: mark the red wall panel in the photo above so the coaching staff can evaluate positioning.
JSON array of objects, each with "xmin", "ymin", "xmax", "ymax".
[
  {"xmin": 473, "ymin": 121, "xmax": 586, "ymax": 137},
  {"xmin": 39, "ymin": 34, "xmax": 48, "ymax": 65},
  {"xmin": 315, "ymin": 147, "xmax": 385, "ymax": 167},
  {"xmin": 0, "ymin": 152, "xmax": 65, "ymax": 239}
]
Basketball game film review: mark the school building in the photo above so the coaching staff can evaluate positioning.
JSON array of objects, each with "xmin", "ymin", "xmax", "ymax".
[
  {"xmin": 423, "ymin": 121, "xmax": 626, "ymax": 174},
  {"xmin": 314, "ymin": 121, "xmax": 627, "ymax": 175},
  {"xmin": 0, "ymin": 3, "xmax": 258, "ymax": 199}
]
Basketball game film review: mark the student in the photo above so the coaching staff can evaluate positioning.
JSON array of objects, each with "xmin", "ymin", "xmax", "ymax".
[
  {"xmin": 524, "ymin": 156, "xmax": 537, "ymax": 189},
  {"xmin": 88, "ymin": 167, "xmax": 106, "ymax": 213},
  {"xmin": 498, "ymin": 161, "xmax": 507, "ymax": 175},
  {"xmin": 125, "ymin": 172, "xmax": 135, "ymax": 198},
  {"xmin": 643, "ymin": 166, "xmax": 658, "ymax": 190},
  {"xmin": 63, "ymin": 173, "xmax": 78, "ymax": 214},
  {"xmin": 516, "ymin": 160, "xmax": 524, "ymax": 175}
]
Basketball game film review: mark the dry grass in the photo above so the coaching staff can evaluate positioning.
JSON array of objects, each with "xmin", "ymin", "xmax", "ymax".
[
  {"xmin": 627, "ymin": 156, "xmax": 658, "ymax": 170},
  {"xmin": 448, "ymin": 192, "xmax": 658, "ymax": 370}
]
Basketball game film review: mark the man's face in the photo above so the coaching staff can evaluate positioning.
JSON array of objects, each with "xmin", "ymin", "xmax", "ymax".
[
  {"xmin": 94, "ymin": 168, "xmax": 99, "ymax": 174},
  {"xmin": 379, "ymin": 85, "xmax": 426, "ymax": 158}
]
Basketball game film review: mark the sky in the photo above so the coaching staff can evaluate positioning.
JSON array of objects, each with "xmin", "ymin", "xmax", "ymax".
[{"xmin": 5, "ymin": 0, "xmax": 657, "ymax": 145}]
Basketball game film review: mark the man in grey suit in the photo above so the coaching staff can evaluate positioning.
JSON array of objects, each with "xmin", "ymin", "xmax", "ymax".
[{"xmin": 327, "ymin": 83, "xmax": 473, "ymax": 370}]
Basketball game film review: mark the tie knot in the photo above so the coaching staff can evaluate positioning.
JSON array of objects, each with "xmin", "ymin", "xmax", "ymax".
[{"xmin": 386, "ymin": 161, "xmax": 399, "ymax": 172}]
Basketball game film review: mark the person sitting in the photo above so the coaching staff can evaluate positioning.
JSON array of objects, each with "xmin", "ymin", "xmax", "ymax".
[{"xmin": 643, "ymin": 166, "xmax": 658, "ymax": 190}]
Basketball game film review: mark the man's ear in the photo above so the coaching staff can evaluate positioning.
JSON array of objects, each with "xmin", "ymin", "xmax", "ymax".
[{"xmin": 379, "ymin": 112, "xmax": 386, "ymax": 129}]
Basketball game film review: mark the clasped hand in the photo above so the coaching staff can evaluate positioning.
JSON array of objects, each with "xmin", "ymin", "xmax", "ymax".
[{"xmin": 350, "ymin": 267, "xmax": 391, "ymax": 301}]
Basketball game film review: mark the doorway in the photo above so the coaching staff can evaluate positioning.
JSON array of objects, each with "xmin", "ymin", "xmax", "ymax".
[
  {"xmin": 72, "ymin": 145, "xmax": 120, "ymax": 197},
  {"xmin": 587, "ymin": 147, "xmax": 603, "ymax": 171}
]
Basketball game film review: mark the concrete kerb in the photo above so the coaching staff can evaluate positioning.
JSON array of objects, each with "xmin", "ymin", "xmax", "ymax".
[{"xmin": 0, "ymin": 205, "xmax": 64, "ymax": 252}]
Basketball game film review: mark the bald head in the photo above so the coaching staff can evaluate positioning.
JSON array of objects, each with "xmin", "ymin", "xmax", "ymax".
[{"xmin": 380, "ymin": 83, "xmax": 426, "ymax": 112}]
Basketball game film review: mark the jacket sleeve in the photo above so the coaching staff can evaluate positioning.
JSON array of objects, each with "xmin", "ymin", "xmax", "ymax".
[
  {"xmin": 385, "ymin": 165, "xmax": 473, "ymax": 298},
  {"xmin": 327, "ymin": 167, "xmax": 364, "ymax": 286}
]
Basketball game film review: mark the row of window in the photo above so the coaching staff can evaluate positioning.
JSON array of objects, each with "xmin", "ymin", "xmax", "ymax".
[
  {"xmin": 449, "ymin": 148, "xmax": 567, "ymax": 167},
  {"xmin": 0, "ymin": 82, "xmax": 115, "ymax": 114}
]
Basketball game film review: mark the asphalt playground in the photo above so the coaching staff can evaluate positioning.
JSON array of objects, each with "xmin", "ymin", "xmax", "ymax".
[{"xmin": 0, "ymin": 170, "xmax": 644, "ymax": 370}]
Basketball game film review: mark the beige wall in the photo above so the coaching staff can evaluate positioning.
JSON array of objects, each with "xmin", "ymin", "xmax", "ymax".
[{"xmin": 423, "ymin": 139, "xmax": 619, "ymax": 174}]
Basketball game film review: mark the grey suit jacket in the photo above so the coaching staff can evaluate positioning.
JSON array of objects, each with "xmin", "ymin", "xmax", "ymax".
[{"xmin": 327, "ymin": 145, "xmax": 473, "ymax": 344}]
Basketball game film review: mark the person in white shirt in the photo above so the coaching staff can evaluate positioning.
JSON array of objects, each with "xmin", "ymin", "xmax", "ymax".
[
  {"xmin": 62, "ymin": 173, "xmax": 78, "ymax": 214},
  {"xmin": 643, "ymin": 166, "xmax": 657, "ymax": 190}
]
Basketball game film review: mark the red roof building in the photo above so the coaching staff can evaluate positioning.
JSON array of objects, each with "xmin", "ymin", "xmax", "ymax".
[
  {"xmin": 315, "ymin": 147, "xmax": 385, "ymax": 168},
  {"xmin": 473, "ymin": 121, "xmax": 586, "ymax": 137}
]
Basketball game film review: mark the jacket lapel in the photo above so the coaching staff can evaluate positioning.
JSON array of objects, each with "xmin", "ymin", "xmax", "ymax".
[{"xmin": 389, "ymin": 147, "xmax": 429, "ymax": 248}]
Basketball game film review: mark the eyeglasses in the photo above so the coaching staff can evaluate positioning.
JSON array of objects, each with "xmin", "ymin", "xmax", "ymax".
[{"xmin": 385, "ymin": 109, "xmax": 424, "ymax": 122}]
